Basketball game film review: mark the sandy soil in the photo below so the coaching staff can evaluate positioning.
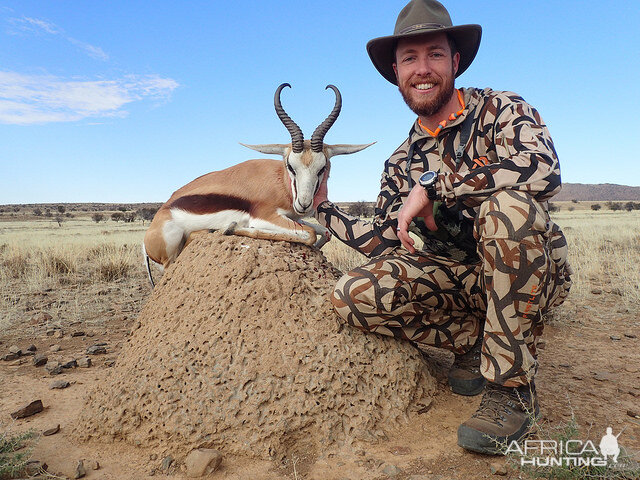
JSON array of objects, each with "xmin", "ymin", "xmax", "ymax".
[{"xmin": 1, "ymin": 239, "xmax": 639, "ymax": 480}]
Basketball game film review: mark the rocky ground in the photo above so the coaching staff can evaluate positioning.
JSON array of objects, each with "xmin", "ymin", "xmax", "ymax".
[{"xmin": 1, "ymin": 270, "xmax": 639, "ymax": 479}]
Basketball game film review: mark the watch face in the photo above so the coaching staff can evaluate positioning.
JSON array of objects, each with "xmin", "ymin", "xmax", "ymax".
[{"xmin": 419, "ymin": 171, "xmax": 437, "ymax": 185}]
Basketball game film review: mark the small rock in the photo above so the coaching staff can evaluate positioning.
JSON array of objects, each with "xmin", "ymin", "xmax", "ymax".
[
  {"xmin": 43, "ymin": 424, "xmax": 61, "ymax": 436},
  {"xmin": 104, "ymin": 359, "xmax": 116, "ymax": 367},
  {"xmin": 26, "ymin": 344, "xmax": 37, "ymax": 352},
  {"xmin": 77, "ymin": 356, "xmax": 92, "ymax": 368},
  {"xmin": 45, "ymin": 362, "xmax": 63, "ymax": 375},
  {"xmin": 610, "ymin": 335, "xmax": 621, "ymax": 341},
  {"xmin": 75, "ymin": 459, "xmax": 86, "ymax": 479},
  {"xmin": 593, "ymin": 371, "xmax": 611, "ymax": 382},
  {"xmin": 50, "ymin": 379, "xmax": 70, "ymax": 389},
  {"xmin": 382, "ymin": 464, "xmax": 401, "ymax": 477},
  {"xmin": 9, "ymin": 345, "xmax": 21, "ymax": 355},
  {"xmin": 33, "ymin": 312, "xmax": 53, "ymax": 324},
  {"xmin": 2, "ymin": 352, "xmax": 20, "ymax": 361},
  {"xmin": 624, "ymin": 365, "xmax": 638, "ymax": 373},
  {"xmin": 490, "ymin": 461, "xmax": 507, "ymax": 475},
  {"xmin": 389, "ymin": 446, "xmax": 411, "ymax": 455},
  {"xmin": 10, "ymin": 399, "xmax": 44, "ymax": 419},
  {"xmin": 627, "ymin": 410, "xmax": 640, "ymax": 419},
  {"xmin": 559, "ymin": 363, "xmax": 571, "ymax": 368},
  {"xmin": 54, "ymin": 330, "xmax": 64, "ymax": 339},
  {"xmin": 161, "ymin": 455, "xmax": 174, "ymax": 471},
  {"xmin": 611, "ymin": 287, "xmax": 624, "ymax": 296},
  {"xmin": 184, "ymin": 448, "xmax": 222, "ymax": 477},
  {"xmin": 62, "ymin": 359, "xmax": 78, "ymax": 369},
  {"xmin": 50, "ymin": 344, "xmax": 61, "ymax": 352},
  {"xmin": 591, "ymin": 288, "xmax": 602, "ymax": 295},
  {"xmin": 71, "ymin": 331, "xmax": 85, "ymax": 337},
  {"xmin": 150, "ymin": 453, "xmax": 158, "ymax": 461},
  {"xmin": 33, "ymin": 354, "xmax": 48, "ymax": 366},
  {"xmin": 86, "ymin": 459, "xmax": 100, "ymax": 470},
  {"xmin": 86, "ymin": 345, "xmax": 107, "ymax": 355},
  {"xmin": 625, "ymin": 333, "xmax": 637, "ymax": 339}
]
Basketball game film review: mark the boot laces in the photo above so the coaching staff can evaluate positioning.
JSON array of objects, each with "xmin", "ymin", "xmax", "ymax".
[{"xmin": 471, "ymin": 386, "xmax": 522, "ymax": 427}]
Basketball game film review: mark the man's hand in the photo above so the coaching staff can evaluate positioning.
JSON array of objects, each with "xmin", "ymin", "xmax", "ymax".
[
  {"xmin": 396, "ymin": 185, "xmax": 437, "ymax": 254},
  {"xmin": 313, "ymin": 163, "xmax": 331, "ymax": 210}
]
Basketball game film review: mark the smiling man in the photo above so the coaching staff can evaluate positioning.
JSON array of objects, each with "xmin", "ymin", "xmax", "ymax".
[{"xmin": 313, "ymin": 0, "xmax": 572, "ymax": 454}]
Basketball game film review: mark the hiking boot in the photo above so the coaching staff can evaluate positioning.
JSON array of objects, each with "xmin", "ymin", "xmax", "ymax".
[
  {"xmin": 448, "ymin": 339, "xmax": 486, "ymax": 396},
  {"xmin": 457, "ymin": 382, "xmax": 540, "ymax": 455}
]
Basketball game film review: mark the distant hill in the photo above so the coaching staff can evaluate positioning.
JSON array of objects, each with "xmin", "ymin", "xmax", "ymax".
[{"xmin": 554, "ymin": 183, "xmax": 640, "ymax": 202}]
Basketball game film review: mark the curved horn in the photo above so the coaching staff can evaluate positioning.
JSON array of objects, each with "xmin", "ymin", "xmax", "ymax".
[
  {"xmin": 274, "ymin": 83, "xmax": 304, "ymax": 153},
  {"xmin": 311, "ymin": 85, "xmax": 342, "ymax": 152}
]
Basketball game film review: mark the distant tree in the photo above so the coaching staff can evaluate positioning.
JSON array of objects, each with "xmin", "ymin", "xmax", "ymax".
[
  {"xmin": 633, "ymin": 202, "xmax": 640, "ymax": 211},
  {"xmin": 348, "ymin": 201, "xmax": 373, "ymax": 217},
  {"xmin": 65, "ymin": 213, "xmax": 73, "ymax": 218},
  {"xmin": 137, "ymin": 208, "xmax": 158, "ymax": 224},
  {"xmin": 111, "ymin": 212, "xmax": 124, "ymax": 222},
  {"xmin": 13, "ymin": 206, "xmax": 19, "ymax": 212},
  {"xmin": 57, "ymin": 205, "xmax": 65, "ymax": 214},
  {"xmin": 571, "ymin": 199, "xmax": 578, "ymax": 204},
  {"xmin": 609, "ymin": 202, "xmax": 622, "ymax": 211},
  {"xmin": 624, "ymin": 202, "xmax": 635, "ymax": 212},
  {"xmin": 124, "ymin": 212, "xmax": 137, "ymax": 223},
  {"xmin": 92, "ymin": 213, "xmax": 105, "ymax": 223},
  {"xmin": 117, "ymin": 205, "xmax": 128, "ymax": 212},
  {"xmin": 54, "ymin": 214, "xmax": 64, "ymax": 227},
  {"xmin": 33, "ymin": 208, "xmax": 43, "ymax": 216},
  {"xmin": 44, "ymin": 209, "xmax": 52, "ymax": 217},
  {"xmin": 548, "ymin": 203, "xmax": 560, "ymax": 213},
  {"xmin": 590, "ymin": 204, "xmax": 602, "ymax": 211},
  {"xmin": 568, "ymin": 206, "xmax": 575, "ymax": 212}
]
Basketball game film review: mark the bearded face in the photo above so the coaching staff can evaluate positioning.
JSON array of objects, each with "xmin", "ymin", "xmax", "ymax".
[{"xmin": 393, "ymin": 33, "xmax": 460, "ymax": 120}]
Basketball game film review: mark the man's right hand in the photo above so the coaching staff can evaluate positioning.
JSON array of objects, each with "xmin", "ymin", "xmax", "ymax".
[{"xmin": 396, "ymin": 185, "xmax": 437, "ymax": 254}]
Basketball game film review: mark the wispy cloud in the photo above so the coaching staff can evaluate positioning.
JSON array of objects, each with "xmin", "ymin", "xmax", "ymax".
[
  {"xmin": 7, "ymin": 15, "xmax": 108, "ymax": 61},
  {"xmin": 0, "ymin": 72, "xmax": 179, "ymax": 125}
]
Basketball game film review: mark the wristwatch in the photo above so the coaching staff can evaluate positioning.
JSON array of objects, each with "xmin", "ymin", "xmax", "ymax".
[{"xmin": 418, "ymin": 171, "xmax": 439, "ymax": 200}]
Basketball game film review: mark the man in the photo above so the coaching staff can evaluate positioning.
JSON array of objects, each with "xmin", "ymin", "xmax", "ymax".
[{"xmin": 313, "ymin": 0, "xmax": 572, "ymax": 454}]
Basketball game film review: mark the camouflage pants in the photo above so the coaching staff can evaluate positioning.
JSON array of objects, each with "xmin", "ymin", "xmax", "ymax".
[{"xmin": 331, "ymin": 190, "xmax": 572, "ymax": 387}]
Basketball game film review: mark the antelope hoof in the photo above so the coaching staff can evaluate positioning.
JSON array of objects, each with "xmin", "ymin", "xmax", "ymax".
[{"xmin": 223, "ymin": 222, "xmax": 238, "ymax": 235}]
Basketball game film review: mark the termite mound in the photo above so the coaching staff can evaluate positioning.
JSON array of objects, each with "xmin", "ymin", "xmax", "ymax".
[{"xmin": 74, "ymin": 231, "xmax": 436, "ymax": 461}]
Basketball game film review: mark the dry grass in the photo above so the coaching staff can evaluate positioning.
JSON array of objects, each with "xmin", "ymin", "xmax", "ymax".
[{"xmin": 0, "ymin": 209, "xmax": 638, "ymax": 333}]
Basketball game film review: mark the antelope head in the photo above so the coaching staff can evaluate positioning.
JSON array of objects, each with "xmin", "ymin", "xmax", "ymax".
[{"xmin": 241, "ymin": 83, "xmax": 374, "ymax": 216}]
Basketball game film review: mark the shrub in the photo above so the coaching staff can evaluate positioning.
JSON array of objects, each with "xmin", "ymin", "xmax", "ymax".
[
  {"xmin": 348, "ymin": 201, "xmax": 373, "ymax": 217},
  {"xmin": 590, "ymin": 204, "xmax": 601, "ymax": 211},
  {"xmin": 92, "ymin": 213, "xmax": 104, "ymax": 223},
  {"xmin": 0, "ymin": 429, "xmax": 36, "ymax": 478}
]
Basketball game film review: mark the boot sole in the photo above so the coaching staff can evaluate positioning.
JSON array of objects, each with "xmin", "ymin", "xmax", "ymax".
[{"xmin": 457, "ymin": 411, "xmax": 541, "ymax": 455}]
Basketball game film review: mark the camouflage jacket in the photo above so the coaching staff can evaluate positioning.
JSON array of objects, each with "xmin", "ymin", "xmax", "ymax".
[{"xmin": 316, "ymin": 87, "xmax": 561, "ymax": 261}]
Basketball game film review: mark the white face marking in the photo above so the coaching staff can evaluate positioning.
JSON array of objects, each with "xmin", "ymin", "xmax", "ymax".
[{"xmin": 286, "ymin": 151, "xmax": 328, "ymax": 215}]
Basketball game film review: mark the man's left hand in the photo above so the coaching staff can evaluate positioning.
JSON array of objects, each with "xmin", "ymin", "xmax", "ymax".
[{"xmin": 397, "ymin": 185, "xmax": 437, "ymax": 254}]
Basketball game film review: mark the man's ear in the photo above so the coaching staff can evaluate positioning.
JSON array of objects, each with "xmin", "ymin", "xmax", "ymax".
[
  {"xmin": 452, "ymin": 52, "xmax": 460, "ymax": 76},
  {"xmin": 393, "ymin": 63, "xmax": 398, "ymax": 80}
]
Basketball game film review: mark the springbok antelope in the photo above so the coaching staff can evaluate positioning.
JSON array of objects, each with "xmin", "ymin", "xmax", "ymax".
[{"xmin": 143, "ymin": 83, "xmax": 373, "ymax": 286}]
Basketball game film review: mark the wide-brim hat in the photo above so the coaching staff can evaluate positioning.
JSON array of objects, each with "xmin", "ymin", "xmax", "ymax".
[{"xmin": 367, "ymin": 0, "xmax": 482, "ymax": 85}]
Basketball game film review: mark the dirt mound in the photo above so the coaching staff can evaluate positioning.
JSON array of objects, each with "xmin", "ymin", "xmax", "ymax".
[{"xmin": 74, "ymin": 232, "xmax": 436, "ymax": 461}]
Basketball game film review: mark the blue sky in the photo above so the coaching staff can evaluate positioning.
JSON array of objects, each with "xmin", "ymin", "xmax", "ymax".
[{"xmin": 1, "ymin": 1, "xmax": 639, "ymax": 204}]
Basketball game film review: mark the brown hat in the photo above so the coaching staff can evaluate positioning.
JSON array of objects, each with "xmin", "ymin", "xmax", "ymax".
[{"xmin": 367, "ymin": 0, "xmax": 482, "ymax": 85}]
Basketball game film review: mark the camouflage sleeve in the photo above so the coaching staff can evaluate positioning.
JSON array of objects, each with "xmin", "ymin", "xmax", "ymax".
[
  {"xmin": 438, "ymin": 94, "xmax": 561, "ymax": 207},
  {"xmin": 315, "ymin": 160, "xmax": 404, "ymax": 257}
]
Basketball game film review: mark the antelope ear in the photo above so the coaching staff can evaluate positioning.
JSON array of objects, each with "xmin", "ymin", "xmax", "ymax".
[
  {"xmin": 239, "ymin": 143, "xmax": 290, "ymax": 156},
  {"xmin": 325, "ymin": 142, "xmax": 376, "ymax": 158}
]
